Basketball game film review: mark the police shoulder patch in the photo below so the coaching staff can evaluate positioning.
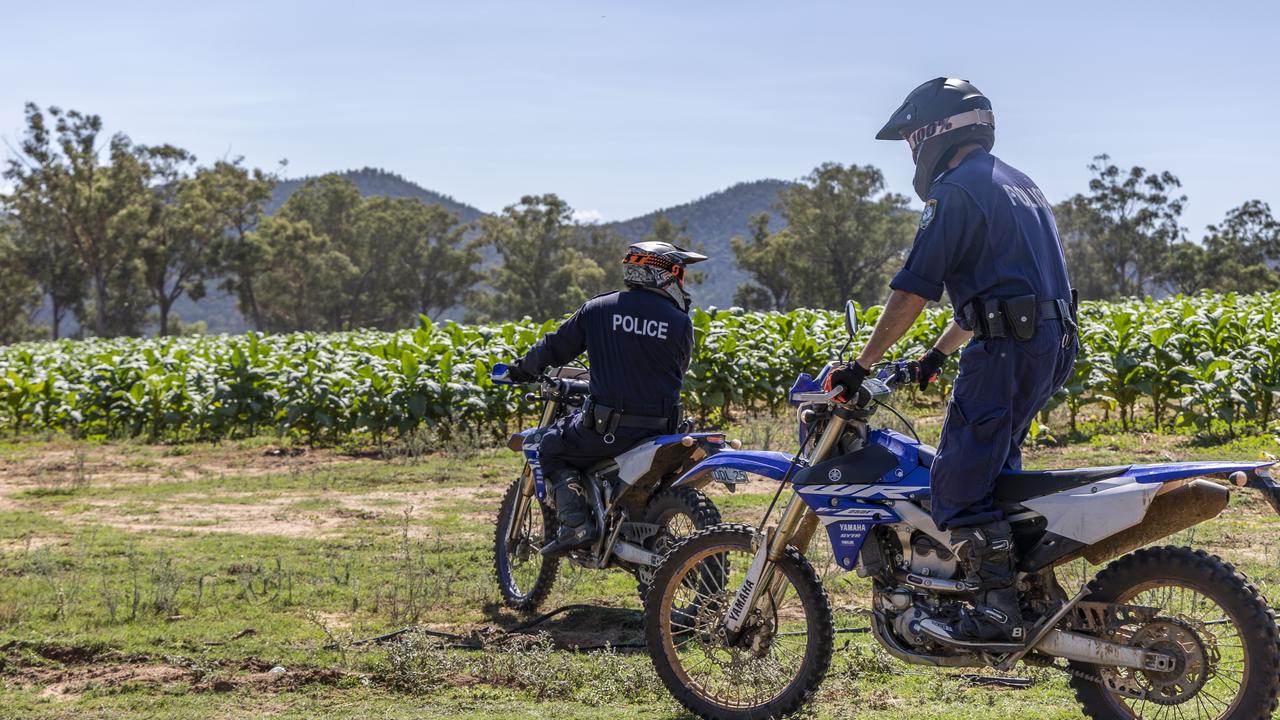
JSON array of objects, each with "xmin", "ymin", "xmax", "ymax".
[{"xmin": 919, "ymin": 199, "xmax": 937, "ymax": 230}]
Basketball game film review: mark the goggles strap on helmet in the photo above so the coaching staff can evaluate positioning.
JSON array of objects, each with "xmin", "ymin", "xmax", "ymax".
[{"xmin": 906, "ymin": 108, "xmax": 995, "ymax": 161}]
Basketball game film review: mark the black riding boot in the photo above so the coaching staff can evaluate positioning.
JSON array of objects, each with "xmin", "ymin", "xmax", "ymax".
[
  {"xmin": 919, "ymin": 521, "xmax": 1026, "ymax": 647},
  {"xmin": 539, "ymin": 470, "xmax": 597, "ymax": 558}
]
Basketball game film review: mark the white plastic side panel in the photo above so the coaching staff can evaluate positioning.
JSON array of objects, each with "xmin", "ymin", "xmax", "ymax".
[
  {"xmin": 1021, "ymin": 477, "xmax": 1157, "ymax": 545},
  {"xmin": 613, "ymin": 442, "xmax": 661, "ymax": 485}
]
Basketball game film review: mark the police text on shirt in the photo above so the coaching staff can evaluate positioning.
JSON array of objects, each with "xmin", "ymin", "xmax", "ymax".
[
  {"xmin": 613, "ymin": 314, "xmax": 669, "ymax": 339},
  {"xmin": 1002, "ymin": 184, "xmax": 1051, "ymax": 210}
]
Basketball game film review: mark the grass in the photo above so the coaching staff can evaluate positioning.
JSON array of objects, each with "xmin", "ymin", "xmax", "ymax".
[{"xmin": 0, "ymin": 419, "xmax": 1277, "ymax": 720}]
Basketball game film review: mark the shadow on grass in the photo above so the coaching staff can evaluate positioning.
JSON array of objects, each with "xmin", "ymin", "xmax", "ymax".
[{"xmin": 479, "ymin": 601, "xmax": 645, "ymax": 651}]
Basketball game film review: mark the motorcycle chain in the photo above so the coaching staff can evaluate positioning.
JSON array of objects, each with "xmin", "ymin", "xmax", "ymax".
[{"xmin": 1054, "ymin": 661, "xmax": 1149, "ymax": 701}]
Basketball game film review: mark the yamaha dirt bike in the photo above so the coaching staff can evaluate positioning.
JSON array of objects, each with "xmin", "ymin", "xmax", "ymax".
[
  {"xmin": 644, "ymin": 303, "xmax": 1280, "ymax": 720},
  {"xmin": 490, "ymin": 363, "xmax": 740, "ymax": 610}
]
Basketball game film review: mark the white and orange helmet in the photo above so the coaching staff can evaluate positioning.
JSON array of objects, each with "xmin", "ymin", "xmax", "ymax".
[{"xmin": 622, "ymin": 241, "xmax": 708, "ymax": 312}]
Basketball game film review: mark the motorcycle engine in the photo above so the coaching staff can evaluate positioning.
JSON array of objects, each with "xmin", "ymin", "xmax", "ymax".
[
  {"xmin": 878, "ymin": 587, "xmax": 948, "ymax": 649},
  {"xmin": 896, "ymin": 529, "xmax": 959, "ymax": 579}
]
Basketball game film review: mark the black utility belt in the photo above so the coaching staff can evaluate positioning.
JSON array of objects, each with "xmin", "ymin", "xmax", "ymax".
[
  {"xmin": 584, "ymin": 398, "xmax": 679, "ymax": 439},
  {"xmin": 963, "ymin": 294, "xmax": 1076, "ymax": 341}
]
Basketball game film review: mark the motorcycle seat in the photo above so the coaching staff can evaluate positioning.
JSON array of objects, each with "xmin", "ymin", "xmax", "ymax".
[
  {"xmin": 585, "ymin": 435, "xmax": 696, "ymax": 484},
  {"xmin": 993, "ymin": 466, "xmax": 1133, "ymax": 504},
  {"xmin": 914, "ymin": 443, "xmax": 1131, "ymax": 504}
]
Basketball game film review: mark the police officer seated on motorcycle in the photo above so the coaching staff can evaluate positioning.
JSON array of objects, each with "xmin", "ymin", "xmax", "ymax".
[
  {"xmin": 506, "ymin": 241, "xmax": 707, "ymax": 558},
  {"xmin": 829, "ymin": 78, "xmax": 1079, "ymax": 647}
]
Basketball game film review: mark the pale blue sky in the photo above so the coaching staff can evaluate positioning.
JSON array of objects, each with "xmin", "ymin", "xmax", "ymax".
[{"xmin": 3, "ymin": 1, "xmax": 1275, "ymax": 236}]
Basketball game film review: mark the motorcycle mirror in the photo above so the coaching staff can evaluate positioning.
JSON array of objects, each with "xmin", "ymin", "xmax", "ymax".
[{"xmin": 843, "ymin": 301, "xmax": 859, "ymax": 338}]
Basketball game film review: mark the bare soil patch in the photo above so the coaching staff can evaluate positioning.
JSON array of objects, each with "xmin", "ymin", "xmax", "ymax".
[
  {"xmin": 0, "ymin": 533, "xmax": 68, "ymax": 553},
  {"xmin": 34, "ymin": 663, "xmax": 192, "ymax": 698},
  {"xmin": 0, "ymin": 443, "xmax": 367, "ymax": 497},
  {"xmin": 67, "ymin": 495, "xmax": 354, "ymax": 538},
  {"xmin": 1, "ymin": 642, "xmax": 349, "ymax": 700},
  {"xmin": 53, "ymin": 484, "xmax": 501, "ymax": 539}
]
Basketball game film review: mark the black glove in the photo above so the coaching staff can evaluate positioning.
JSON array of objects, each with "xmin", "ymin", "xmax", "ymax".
[
  {"xmin": 506, "ymin": 362, "xmax": 538, "ymax": 383},
  {"xmin": 913, "ymin": 348, "xmax": 949, "ymax": 391},
  {"xmin": 825, "ymin": 361, "xmax": 869, "ymax": 402}
]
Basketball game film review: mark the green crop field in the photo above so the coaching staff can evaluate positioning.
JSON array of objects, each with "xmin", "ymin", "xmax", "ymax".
[{"xmin": 2, "ymin": 292, "xmax": 1278, "ymax": 446}]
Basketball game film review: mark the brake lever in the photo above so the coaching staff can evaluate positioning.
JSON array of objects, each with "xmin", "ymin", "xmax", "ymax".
[{"xmin": 790, "ymin": 386, "xmax": 846, "ymax": 404}]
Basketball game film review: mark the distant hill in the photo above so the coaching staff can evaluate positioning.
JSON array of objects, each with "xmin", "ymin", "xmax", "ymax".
[
  {"xmin": 165, "ymin": 171, "xmax": 788, "ymax": 332},
  {"xmin": 268, "ymin": 168, "xmax": 487, "ymax": 224}
]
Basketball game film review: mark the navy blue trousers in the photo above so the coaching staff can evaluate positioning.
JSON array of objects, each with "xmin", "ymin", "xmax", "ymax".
[
  {"xmin": 538, "ymin": 411, "xmax": 651, "ymax": 478},
  {"xmin": 929, "ymin": 321, "xmax": 1077, "ymax": 530}
]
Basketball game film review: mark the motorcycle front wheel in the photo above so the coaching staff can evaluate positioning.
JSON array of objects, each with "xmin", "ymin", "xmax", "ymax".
[
  {"xmin": 493, "ymin": 474, "xmax": 559, "ymax": 611},
  {"xmin": 644, "ymin": 523, "xmax": 833, "ymax": 720}
]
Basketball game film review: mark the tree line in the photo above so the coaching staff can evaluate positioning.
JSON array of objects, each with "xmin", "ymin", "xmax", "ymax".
[
  {"xmin": 729, "ymin": 156, "xmax": 1280, "ymax": 311},
  {"xmin": 2, "ymin": 103, "xmax": 1277, "ymax": 343},
  {"xmin": 0, "ymin": 103, "xmax": 696, "ymax": 341}
]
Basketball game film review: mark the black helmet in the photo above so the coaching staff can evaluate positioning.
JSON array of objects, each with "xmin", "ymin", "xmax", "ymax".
[
  {"xmin": 622, "ymin": 241, "xmax": 707, "ymax": 312},
  {"xmin": 876, "ymin": 77, "xmax": 995, "ymax": 201}
]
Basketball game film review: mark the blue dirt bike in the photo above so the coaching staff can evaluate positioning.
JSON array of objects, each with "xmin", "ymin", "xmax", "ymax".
[
  {"xmin": 490, "ymin": 364, "xmax": 740, "ymax": 610},
  {"xmin": 644, "ymin": 303, "xmax": 1280, "ymax": 720}
]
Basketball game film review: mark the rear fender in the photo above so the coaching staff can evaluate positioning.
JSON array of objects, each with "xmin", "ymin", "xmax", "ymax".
[
  {"xmin": 1244, "ymin": 462, "xmax": 1280, "ymax": 514},
  {"xmin": 672, "ymin": 450, "xmax": 793, "ymax": 489},
  {"xmin": 1026, "ymin": 461, "xmax": 1278, "ymax": 547},
  {"xmin": 1129, "ymin": 460, "xmax": 1275, "ymax": 484},
  {"xmin": 1131, "ymin": 460, "xmax": 1280, "ymax": 513}
]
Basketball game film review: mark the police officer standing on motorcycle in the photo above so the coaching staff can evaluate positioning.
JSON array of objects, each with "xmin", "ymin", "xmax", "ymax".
[
  {"xmin": 828, "ymin": 78, "xmax": 1078, "ymax": 647},
  {"xmin": 506, "ymin": 242, "xmax": 707, "ymax": 558}
]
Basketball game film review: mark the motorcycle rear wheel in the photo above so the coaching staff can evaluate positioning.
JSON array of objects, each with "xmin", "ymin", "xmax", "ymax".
[
  {"xmin": 636, "ymin": 486, "xmax": 722, "ymax": 598},
  {"xmin": 1070, "ymin": 546, "xmax": 1280, "ymax": 720}
]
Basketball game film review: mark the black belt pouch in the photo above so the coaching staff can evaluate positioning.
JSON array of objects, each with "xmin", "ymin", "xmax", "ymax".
[
  {"xmin": 979, "ymin": 299, "xmax": 1007, "ymax": 339},
  {"xmin": 588, "ymin": 402, "xmax": 617, "ymax": 435},
  {"xmin": 1002, "ymin": 295, "xmax": 1038, "ymax": 341}
]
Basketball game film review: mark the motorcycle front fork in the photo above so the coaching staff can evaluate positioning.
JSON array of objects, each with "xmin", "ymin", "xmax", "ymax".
[
  {"xmin": 506, "ymin": 464, "xmax": 536, "ymax": 546},
  {"xmin": 723, "ymin": 413, "xmax": 846, "ymax": 633},
  {"xmin": 506, "ymin": 399, "xmax": 560, "ymax": 546}
]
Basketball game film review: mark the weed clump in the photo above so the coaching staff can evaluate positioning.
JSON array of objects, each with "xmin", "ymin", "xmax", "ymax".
[{"xmin": 374, "ymin": 631, "xmax": 666, "ymax": 706}]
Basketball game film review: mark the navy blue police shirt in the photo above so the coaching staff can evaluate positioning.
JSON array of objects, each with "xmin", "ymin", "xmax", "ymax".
[
  {"xmin": 889, "ymin": 149, "xmax": 1073, "ymax": 330},
  {"xmin": 516, "ymin": 288, "xmax": 694, "ymax": 417}
]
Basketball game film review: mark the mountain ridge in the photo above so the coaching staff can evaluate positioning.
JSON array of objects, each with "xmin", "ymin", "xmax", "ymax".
[{"xmin": 169, "ymin": 169, "xmax": 790, "ymax": 331}]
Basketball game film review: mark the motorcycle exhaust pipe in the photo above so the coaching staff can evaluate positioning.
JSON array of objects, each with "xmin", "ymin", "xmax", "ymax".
[{"xmin": 1066, "ymin": 479, "xmax": 1228, "ymax": 566}]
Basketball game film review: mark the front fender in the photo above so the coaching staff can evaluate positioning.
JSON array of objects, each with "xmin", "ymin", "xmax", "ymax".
[
  {"xmin": 673, "ymin": 450, "xmax": 794, "ymax": 488},
  {"xmin": 507, "ymin": 427, "xmax": 538, "ymax": 452}
]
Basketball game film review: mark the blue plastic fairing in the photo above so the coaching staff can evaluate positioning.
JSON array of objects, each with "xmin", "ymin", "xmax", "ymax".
[
  {"xmin": 673, "ymin": 450, "xmax": 794, "ymax": 487},
  {"xmin": 1127, "ymin": 461, "xmax": 1275, "ymax": 484}
]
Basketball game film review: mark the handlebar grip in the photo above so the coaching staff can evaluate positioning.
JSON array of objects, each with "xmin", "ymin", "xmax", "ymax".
[{"xmin": 490, "ymin": 362, "xmax": 513, "ymax": 385}]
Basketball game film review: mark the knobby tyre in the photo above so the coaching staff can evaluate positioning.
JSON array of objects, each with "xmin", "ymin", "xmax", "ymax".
[
  {"xmin": 493, "ymin": 476, "xmax": 560, "ymax": 611},
  {"xmin": 636, "ymin": 486, "xmax": 722, "ymax": 598},
  {"xmin": 1070, "ymin": 545, "xmax": 1280, "ymax": 720},
  {"xmin": 644, "ymin": 523, "xmax": 834, "ymax": 720}
]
